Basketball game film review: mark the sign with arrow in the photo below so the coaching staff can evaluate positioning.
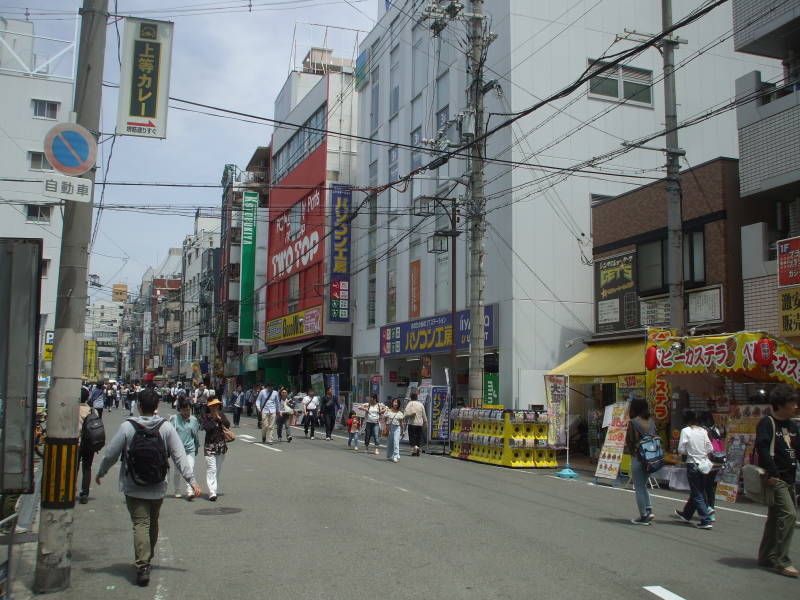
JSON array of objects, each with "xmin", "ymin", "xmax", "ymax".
[{"xmin": 116, "ymin": 17, "xmax": 174, "ymax": 139}]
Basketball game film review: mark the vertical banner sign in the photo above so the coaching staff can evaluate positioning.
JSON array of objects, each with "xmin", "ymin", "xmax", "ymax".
[
  {"xmin": 325, "ymin": 373, "xmax": 341, "ymax": 418},
  {"xmin": 409, "ymin": 260, "xmax": 421, "ymax": 318},
  {"xmin": 594, "ymin": 400, "xmax": 631, "ymax": 480},
  {"xmin": 238, "ymin": 191, "xmax": 258, "ymax": 345},
  {"xmin": 483, "ymin": 372, "xmax": 500, "ymax": 407},
  {"xmin": 777, "ymin": 236, "xmax": 800, "ymax": 287},
  {"xmin": 545, "ymin": 375, "xmax": 568, "ymax": 448},
  {"xmin": 329, "ymin": 185, "xmax": 352, "ymax": 322},
  {"xmin": 116, "ymin": 18, "xmax": 174, "ymax": 138},
  {"xmin": 165, "ymin": 343, "xmax": 174, "ymax": 367},
  {"xmin": 429, "ymin": 386, "xmax": 450, "ymax": 442}
]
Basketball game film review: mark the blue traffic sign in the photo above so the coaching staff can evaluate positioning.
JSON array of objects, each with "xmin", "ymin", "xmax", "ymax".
[{"xmin": 43, "ymin": 123, "xmax": 97, "ymax": 177}]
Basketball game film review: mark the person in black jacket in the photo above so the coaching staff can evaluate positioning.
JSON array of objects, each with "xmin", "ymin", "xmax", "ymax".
[
  {"xmin": 756, "ymin": 384, "xmax": 800, "ymax": 578},
  {"xmin": 320, "ymin": 386, "xmax": 340, "ymax": 441}
]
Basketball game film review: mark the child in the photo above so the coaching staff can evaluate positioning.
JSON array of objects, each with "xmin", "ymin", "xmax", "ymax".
[{"xmin": 346, "ymin": 411, "xmax": 360, "ymax": 451}]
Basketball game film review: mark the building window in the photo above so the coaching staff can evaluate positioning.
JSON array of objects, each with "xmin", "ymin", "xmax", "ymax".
[
  {"xmin": 367, "ymin": 262, "xmax": 377, "ymax": 328},
  {"xmin": 435, "ymin": 253, "xmax": 449, "ymax": 313},
  {"xmin": 289, "ymin": 202, "xmax": 303, "ymax": 241},
  {"xmin": 436, "ymin": 70, "xmax": 449, "ymax": 131},
  {"xmin": 32, "ymin": 99, "xmax": 59, "ymax": 119},
  {"xmin": 288, "ymin": 273, "xmax": 300, "ymax": 313},
  {"xmin": 389, "ymin": 45, "xmax": 400, "ymax": 117},
  {"xmin": 41, "ymin": 258, "xmax": 51, "ymax": 278},
  {"xmin": 638, "ymin": 239, "xmax": 667, "ymax": 294},
  {"xmin": 386, "ymin": 249, "xmax": 397, "ymax": 323},
  {"xmin": 370, "ymin": 65, "xmax": 380, "ymax": 133},
  {"xmin": 412, "ymin": 24, "xmax": 427, "ymax": 96},
  {"xmin": 387, "ymin": 145, "xmax": 399, "ymax": 215},
  {"xmin": 26, "ymin": 204, "xmax": 52, "ymax": 223},
  {"xmin": 28, "ymin": 151, "xmax": 52, "ymax": 171},
  {"xmin": 410, "ymin": 127, "xmax": 423, "ymax": 169},
  {"xmin": 683, "ymin": 229, "xmax": 705, "ymax": 285},
  {"xmin": 588, "ymin": 60, "xmax": 653, "ymax": 106}
]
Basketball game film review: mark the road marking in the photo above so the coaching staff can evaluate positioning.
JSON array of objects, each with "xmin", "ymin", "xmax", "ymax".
[
  {"xmin": 643, "ymin": 586, "xmax": 687, "ymax": 600},
  {"xmin": 288, "ymin": 425, "xmax": 383, "ymax": 446},
  {"xmin": 253, "ymin": 442, "xmax": 283, "ymax": 452},
  {"xmin": 584, "ymin": 482, "xmax": 767, "ymax": 518},
  {"xmin": 239, "ymin": 434, "xmax": 255, "ymax": 440},
  {"xmin": 395, "ymin": 487, "xmax": 410, "ymax": 493}
]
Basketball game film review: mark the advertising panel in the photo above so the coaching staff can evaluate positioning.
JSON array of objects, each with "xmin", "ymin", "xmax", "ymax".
[
  {"xmin": 380, "ymin": 304, "xmax": 498, "ymax": 357},
  {"xmin": 594, "ymin": 400, "xmax": 631, "ymax": 480},
  {"xmin": 266, "ymin": 305, "xmax": 323, "ymax": 344},
  {"xmin": 778, "ymin": 285, "xmax": 800, "ymax": 337},
  {"xmin": 270, "ymin": 187, "xmax": 325, "ymax": 282},
  {"xmin": 777, "ymin": 236, "xmax": 800, "ymax": 287},
  {"xmin": 483, "ymin": 373, "xmax": 500, "ymax": 407},
  {"xmin": 545, "ymin": 375, "xmax": 568, "ymax": 448},
  {"xmin": 429, "ymin": 386, "xmax": 450, "ymax": 442},
  {"xmin": 409, "ymin": 260, "xmax": 421, "ymax": 318},
  {"xmin": 329, "ymin": 185, "xmax": 351, "ymax": 322},
  {"xmin": 594, "ymin": 251, "xmax": 639, "ymax": 333},
  {"xmin": 239, "ymin": 191, "xmax": 258, "ymax": 345}
]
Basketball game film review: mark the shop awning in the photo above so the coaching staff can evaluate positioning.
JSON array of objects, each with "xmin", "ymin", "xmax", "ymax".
[
  {"xmin": 260, "ymin": 339, "xmax": 321, "ymax": 359},
  {"xmin": 548, "ymin": 340, "xmax": 644, "ymax": 378}
]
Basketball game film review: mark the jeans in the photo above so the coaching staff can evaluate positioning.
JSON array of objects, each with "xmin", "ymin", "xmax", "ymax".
[
  {"xmin": 129, "ymin": 400, "xmax": 136, "ymax": 415},
  {"xmin": 364, "ymin": 422, "xmax": 380, "ymax": 448},
  {"xmin": 233, "ymin": 406, "xmax": 241, "ymax": 427},
  {"xmin": 205, "ymin": 453, "xmax": 225, "ymax": 496},
  {"xmin": 680, "ymin": 463, "xmax": 711, "ymax": 524},
  {"xmin": 261, "ymin": 412, "xmax": 276, "ymax": 442},
  {"xmin": 277, "ymin": 414, "xmax": 292, "ymax": 439},
  {"xmin": 172, "ymin": 452, "xmax": 195, "ymax": 496},
  {"xmin": 385, "ymin": 424, "xmax": 401, "ymax": 460},
  {"xmin": 304, "ymin": 411, "xmax": 317, "ymax": 437},
  {"xmin": 125, "ymin": 496, "xmax": 163, "ymax": 568},
  {"xmin": 759, "ymin": 480, "xmax": 797, "ymax": 569},
  {"xmin": 348, "ymin": 431, "xmax": 360, "ymax": 448},
  {"xmin": 78, "ymin": 448, "xmax": 94, "ymax": 498},
  {"xmin": 323, "ymin": 412, "xmax": 336, "ymax": 438},
  {"xmin": 630, "ymin": 456, "xmax": 652, "ymax": 517}
]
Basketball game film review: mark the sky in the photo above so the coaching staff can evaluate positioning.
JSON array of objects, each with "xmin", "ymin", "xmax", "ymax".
[{"xmin": 1, "ymin": 0, "xmax": 377, "ymax": 303}]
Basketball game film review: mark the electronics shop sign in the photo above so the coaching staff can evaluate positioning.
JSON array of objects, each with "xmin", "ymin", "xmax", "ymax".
[{"xmin": 380, "ymin": 304, "xmax": 498, "ymax": 357}]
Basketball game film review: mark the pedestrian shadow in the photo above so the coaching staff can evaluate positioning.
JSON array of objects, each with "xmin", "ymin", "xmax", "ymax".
[
  {"xmin": 83, "ymin": 562, "xmax": 188, "ymax": 583},
  {"xmin": 717, "ymin": 557, "xmax": 760, "ymax": 570}
]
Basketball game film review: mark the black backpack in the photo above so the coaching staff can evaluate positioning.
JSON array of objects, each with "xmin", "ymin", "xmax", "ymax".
[
  {"xmin": 81, "ymin": 412, "xmax": 106, "ymax": 453},
  {"xmin": 125, "ymin": 419, "xmax": 169, "ymax": 486}
]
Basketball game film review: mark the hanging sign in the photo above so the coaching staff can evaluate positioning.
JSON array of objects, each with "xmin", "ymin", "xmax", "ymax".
[
  {"xmin": 116, "ymin": 18, "xmax": 174, "ymax": 138},
  {"xmin": 329, "ymin": 185, "xmax": 351, "ymax": 322},
  {"xmin": 238, "ymin": 191, "xmax": 258, "ymax": 345}
]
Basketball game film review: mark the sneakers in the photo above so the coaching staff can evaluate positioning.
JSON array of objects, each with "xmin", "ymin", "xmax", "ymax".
[
  {"xmin": 136, "ymin": 565, "xmax": 151, "ymax": 587},
  {"xmin": 673, "ymin": 509, "xmax": 690, "ymax": 523},
  {"xmin": 774, "ymin": 565, "xmax": 800, "ymax": 578},
  {"xmin": 374, "ymin": 448, "xmax": 379, "ymax": 455},
  {"xmin": 287, "ymin": 436, "xmax": 293, "ymax": 443},
  {"xmin": 326, "ymin": 436, "xmax": 332, "ymax": 441},
  {"xmin": 392, "ymin": 457, "xmax": 398, "ymax": 463},
  {"xmin": 310, "ymin": 436, "xmax": 315, "ymax": 440},
  {"xmin": 630, "ymin": 516, "xmax": 651, "ymax": 526},
  {"xmin": 695, "ymin": 522, "xmax": 713, "ymax": 530},
  {"xmin": 645, "ymin": 512, "xmax": 656, "ymax": 523},
  {"xmin": 174, "ymin": 494, "xmax": 182, "ymax": 499},
  {"xmin": 78, "ymin": 496, "xmax": 89, "ymax": 504},
  {"xmin": 353, "ymin": 446, "xmax": 359, "ymax": 451},
  {"xmin": 209, "ymin": 494, "xmax": 217, "ymax": 502}
]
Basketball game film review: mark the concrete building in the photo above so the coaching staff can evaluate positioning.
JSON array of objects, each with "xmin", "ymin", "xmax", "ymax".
[
  {"xmin": 0, "ymin": 18, "xmax": 74, "ymax": 375},
  {"xmin": 86, "ymin": 300, "xmax": 124, "ymax": 380},
  {"xmin": 111, "ymin": 283, "xmax": 128, "ymax": 302},
  {"xmin": 349, "ymin": 0, "xmax": 781, "ymax": 407}
]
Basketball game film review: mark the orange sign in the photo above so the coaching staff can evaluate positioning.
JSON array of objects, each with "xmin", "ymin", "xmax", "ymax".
[{"xmin": 409, "ymin": 260, "xmax": 421, "ymax": 318}]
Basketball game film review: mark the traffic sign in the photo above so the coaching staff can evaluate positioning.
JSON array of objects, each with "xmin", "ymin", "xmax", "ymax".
[{"xmin": 43, "ymin": 123, "xmax": 97, "ymax": 176}]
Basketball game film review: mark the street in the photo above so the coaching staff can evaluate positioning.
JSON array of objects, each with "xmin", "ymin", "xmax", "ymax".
[{"xmin": 12, "ymin": 408, "xmax": 795, "ymax": 599}]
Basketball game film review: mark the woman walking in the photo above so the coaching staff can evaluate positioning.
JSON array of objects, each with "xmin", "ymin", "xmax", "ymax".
[
  {"xmin": 201, "ymin": 397, "xmax": 230, "ymax": 501},
  {"xmin": 277, "ymin": 387, "xmax": 294, "ymax": 443},
  {"xmin": 624, "ymin": 397, "xmax": 657, "ymax": 525},
  {"xmin": 384, "ymin": 398, "xmax": 405, "ymax": 462},
  {"xmin": 361, "ymin": 394, "xmax": 386, "ymax": 455},
  {"xmin": 404, "ymin": 392, "xmax": 427, "ymax": 456},
  {"xmin": 169, "ymin": 397, "xmax": 200, "ymax": 500},
  {"xmin": 702, "ymin": 411, "xmax": 725, "ymax": 521}
]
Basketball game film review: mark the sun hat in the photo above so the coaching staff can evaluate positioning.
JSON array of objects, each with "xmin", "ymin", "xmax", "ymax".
[{"xmin": 207, "ymin": 398, "xmax": 222, "ymax": 408}]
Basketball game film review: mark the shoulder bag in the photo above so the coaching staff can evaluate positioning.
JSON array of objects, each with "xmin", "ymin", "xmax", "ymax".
[{"xmin": 742, "ymin": 417, "xmax": 775, "ymax": 504}]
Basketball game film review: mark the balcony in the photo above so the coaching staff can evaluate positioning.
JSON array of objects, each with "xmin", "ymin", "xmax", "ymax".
[{"xmin": 733, "ymin": 0, "xmax": 800, "ymax": 59}]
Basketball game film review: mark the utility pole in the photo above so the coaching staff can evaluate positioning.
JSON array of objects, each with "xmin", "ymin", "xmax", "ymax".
[
  {"xmin": 467, "ymin": 0, "xmax": 489, "ymax": 407},
  {"xmin": 34, "ymin": 0, "xmax": 107, "ymax": 592},
  {"xmin": 662, "ymin": 0, "xmax": 684, "ymax": 333}
]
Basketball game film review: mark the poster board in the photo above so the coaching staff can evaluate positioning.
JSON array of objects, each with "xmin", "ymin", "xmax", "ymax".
[
  {"xmin": 544, "ymin": 374, "xmax": 568, "ymax": 448},
  {"xmin": 429, "ymin": 386, "xmax": 450, "ymax": 442},
  {"xmin": 716, "ymin": 403, "xmax": 773, "ymax": 504},
  {"xmin": 594, "ymin": 400, "xmax": 631, "ymax": 480}
]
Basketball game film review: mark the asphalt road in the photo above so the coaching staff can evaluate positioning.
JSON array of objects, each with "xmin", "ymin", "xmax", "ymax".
[{"xmin": 14, "ymin": 408, "xmax": 797, "ymax": 599}]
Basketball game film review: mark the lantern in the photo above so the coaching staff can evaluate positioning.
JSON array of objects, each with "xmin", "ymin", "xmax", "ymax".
[
  {"xmin": 754, "ymin": 337, "xmax": 775, "ymax": 367},
  {"xmin": 645, "ymin": 345, "xmax": 658, "ymax": 370}
]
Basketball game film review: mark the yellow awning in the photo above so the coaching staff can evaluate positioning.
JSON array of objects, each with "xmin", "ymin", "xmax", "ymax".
[{"xmin": 548, "ymin": 340, "xmax": 644, "ymax": 378}]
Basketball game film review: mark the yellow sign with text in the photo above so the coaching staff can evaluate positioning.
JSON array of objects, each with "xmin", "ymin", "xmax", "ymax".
[{"xmin": 266, "ymin": 305, "xmax": 323, "ymax": 344}]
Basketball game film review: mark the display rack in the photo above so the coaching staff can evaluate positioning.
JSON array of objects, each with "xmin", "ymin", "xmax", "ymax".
[{"xmin": 450, "ymin": 408, "xmax": 558, "ymax": 468}]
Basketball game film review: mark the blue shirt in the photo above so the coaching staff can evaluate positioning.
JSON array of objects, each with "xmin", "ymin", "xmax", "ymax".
[{"xmin": 169, "ymin": 414, "xmax": 200, "ymax": 454}]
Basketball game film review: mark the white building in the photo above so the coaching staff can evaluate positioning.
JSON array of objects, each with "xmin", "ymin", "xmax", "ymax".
[
  {"xmin": 0, "ymin": 18, "xmax": 74, "ymax": 371},
  {"xmin": 350, "ymin": 1, "xmax": 781, "ymax": 407},
  {"xmin": 86, "ymin": 300, "xmax": 124, "ymax": 380}
]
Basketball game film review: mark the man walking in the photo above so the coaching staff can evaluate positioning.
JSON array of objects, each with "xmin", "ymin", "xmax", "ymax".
[
  {"xmin": 194, "ymin": 383, "xmax": 210, "ymax": 417},
  {"xmin": 302, "ymin": 386, "xmax": 320, "ymax": 439},
  {"xmin": 256, "ymin": 382, "xmax": 279, "ymax": 443},
  {"xmin": 95, "ymin": 388, "xmax": 201, "ymax": 586},
  {"xmin": 756, "ymin": 384, "xmax": 800, "ymax": 578},
  {"xmin": 77, "ymin": 395, "xmax": 104, "ymax": 504},
  {"xmin": 90, "ymin": 382, "xmax": 106, "ymax": 419},
  {"xmin": 320, "ymin": 386, "xmax": 340, "ymax": 441}
]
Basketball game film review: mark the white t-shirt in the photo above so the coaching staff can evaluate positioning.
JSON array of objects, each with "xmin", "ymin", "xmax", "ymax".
[
  {"xmin": 678, "ymin": 426, "xmax": 713, "ymax": 465},
  {"xmin": 303, "ymin": 395, "xmax": 319, "ymax": 411},
  {"xmin": 365, "ymin": 403, "xmax": 383, "ymax": 424}
]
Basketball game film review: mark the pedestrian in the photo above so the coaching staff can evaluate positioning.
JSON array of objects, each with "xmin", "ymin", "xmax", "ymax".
[
  {"xmin": 244, "ymin": 386, "xmax": 254, "ymax": 418},
  {"xmin": 77, "ymin": 394, "xmax": 105, "ymax": 504},
  {"xmin": 276, "ymin": 387, "xmax": 294, "ymax": 442},
  {"xmin": 231, "ymin": 384, "xmax": 243, "ymax": 427},
  {"xmin": 403, "ymin": 392, "xmax": 427, "ymax": 456},
  {"xmin": 624, "ymin": 397, "xmax": 658, "ymax": 525},
  {"xmin": 169, "ymin": 397, "xmax": 200, "ymax": 500},
  {"xmin": 384, "ymin": 398, "xmax": 405, "ymax": 462},
  {"xmin": 109, "ymin": 384, "xmax": 118, "ymax": 410},
  {"xmin": 104, "ymin": 383, "xmax": 113, "ymax": 412},
  {"xmin": 756, "ymin": 384, "xmax": 799, "ymax": 578},
  {"xmin": 200, "ymin": 397, "xmax": 230, "ymax": 501},
  {"xmin": 361, "ymin": 394, "xmax": 385, "ymax": 455},
  {"xmin": 256, "ymin": 382, "xmax": 279, "ymax": 443},
  {"xmin": 673, "ymin": 410, "xmax": 714, "ymax": 530},
  {"xmin": 253, "ymin": 384, "xmax": 264, "ymax": 428},
  {"xmin": 194, "ymin": 383, "xmax": 209, "ymax": 417},
  {"xmin": 90, "ymin": 382, "xmax": 106, "ymax": 419},
  {"xmin": 702, "ymin": 411, "xmax": 725, "ymax": 522},
  {"xmin": 129, "ymin": 384, "xmax": 140, "ymax": 416},
  {"xmin": 346, "ymin": 410, "xmax": 360, "ymax": 451},
  {"xmin": 94, "ymin": 388, "xmax": 201, "ymax": 587},
  {"xmin": 320, "ymin": 386, "xmax": 340, "ymax": 441},
  {"xmin": 302, "ymin": 386, "xmax": 320, "ymax": 439}
]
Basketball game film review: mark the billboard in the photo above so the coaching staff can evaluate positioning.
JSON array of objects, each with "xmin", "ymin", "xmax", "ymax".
[
  {"xmin": 594, "ymin": 250, "xmax": 639, "ymax": 333},
  {"xmin": 270, "ymin": 187, "xmax": 325, "ymax": 281},
  {"xmin": 329, "ymin": 185, "xmax": 351, "ymax": 322},
  {"xmin": 266, "ymin": 305, "xmax": 323, "ymax": 344},
  {"xmin": 778, "ymin": 236, "xmax": 800, "ymax": 288},
  {"xmin": 239, "ymin": 191, "xmax": 258, "ymax": 345}
]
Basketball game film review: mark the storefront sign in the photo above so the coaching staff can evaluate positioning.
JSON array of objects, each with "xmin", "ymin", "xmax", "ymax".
[
  {"xmin": 409, "ymin": 260, "xmax": 421, "ymax": 318},
  {"xmin": 716, "ymin": 404, "xmax": 773, "ymax": 504},
  {"xmin": 266, "ymin": 305, "xmax": 323, "ymax": 343},
  {"xmin": 329, "ymin": 185, "xmax": 351, "ymax": 322},
  {"xmin": 244, "ymin": 353, "xmax": 259, "ymax": 372},
  {"xmin": 421, "ymin": 355, "xmax": 431, "ymax": 379},
  {"xmin": 165, "ymin": 343, "xmax": 174, "ymax": 367},
  {"xmin": 116, "ymin": 18, "xmax": 173, "ymax": 138},
  {"xmin": 778, "ymin": 285, "xmax": 800, "ymax": 337},
  {"xmin": 83, "ymin": 340, "xmax": 98, "ymax": 379},
  {"xmin": 777, "ymin": 236, "xmax": 800, "ymax": 287},
  {"xmin": 271, "ymin": 187, "xmax": 325, "ymax": 280},
  {"xmin": 326, "ymin": 374, "xmax": 341, "ymax": 417},
  {"xmin": 379, "ymin": 304, "xmax": 498, "ymax": 357},
  {"xmin": 687, "ymin": 285, "xmax": 722, "ymax": 324},
  {"xmin": 594, "ymin": 400, "xmax": 631, "ymax": 480},
  {"xmin": 545, "ymin": 374, "xmax": 568, "ymax": 448},
  {"xmin": 595, "ymin": 251, "xmax": 639, "ymax": 333},
  {"xmin": 483, "ymin": 373, "xmax": 500, "ymax": 407},
  {"xmin": 429, "ymin": 386, "xmax": 450, "ymax": 442},
  {"xmin": 640, "ymin": 295, "xmax": 670, "ymax": 327},
  {"xmin": 239, "ymin": 191, "xmax": 259, "ymax": 345}
]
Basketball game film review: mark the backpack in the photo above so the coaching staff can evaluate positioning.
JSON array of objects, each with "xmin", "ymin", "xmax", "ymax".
[
  {"xmin": 82, "ymin": 412, "xmax": 106, "ymax": 453},
  {"xmin": 125, "ymin": 419, "xmax": 169, "ymax": 486},
  {"xmin": 633, "ymin": 419, "xmax": 665, "ymax": 473}
]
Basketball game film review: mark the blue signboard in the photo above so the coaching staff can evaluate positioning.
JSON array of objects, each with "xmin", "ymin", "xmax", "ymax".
[
  {"xmin": 380, "ymin": 304, "xmax": 498, "ymax": 357},
  {"xmin": 165, "ymin": 343, "xmax": 173, "ymax": 367},
  {"xmin": 43, "ymin": 123, "xmax": 97, "ymax": 176},
  {"xmin": 329, "ymin": 185, "xmax": 351, "ymax": 323},
  {"xmin": 429, "ymin": 386, "xmax": 450, "ymax": 442}
]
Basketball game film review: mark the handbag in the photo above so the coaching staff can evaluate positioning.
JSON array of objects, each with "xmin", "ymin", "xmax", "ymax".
[
  {"xmin": 381, "ymin": 424, "xmax": 390, "ymax": 437},
  {"xmin": 222, "ymin": 425, "xmax": 236, "ymax": 443},
  {"xmin": 742, "ymin": 417, "xmax": 775, "ymax": 504}
]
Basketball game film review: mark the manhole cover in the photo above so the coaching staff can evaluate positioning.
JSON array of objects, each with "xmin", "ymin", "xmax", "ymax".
[{"xmin": 194, "ymin": 507, "xmax": 242, "ymax": 516}]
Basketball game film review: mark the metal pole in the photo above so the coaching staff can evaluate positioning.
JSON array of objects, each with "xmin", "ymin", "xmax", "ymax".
[
  {"xmin": 449, "ymin": 197, "xmax": 457, "ymax": 451},
  {"xmin": 662, "ymin": 0, "xmax": 684, "ymax": 333},
  {"xmin": 34, "ymin": 0, "xmax": 107, "ymax": 592},
  {"xmin": 467, "ymin": 0, "xmax": 487, "ymax": 408}
]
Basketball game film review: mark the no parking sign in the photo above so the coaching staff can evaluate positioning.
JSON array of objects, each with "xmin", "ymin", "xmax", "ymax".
[{"xmin": 43, "ymin": 123, "xmax": 97, "ymax": 176}]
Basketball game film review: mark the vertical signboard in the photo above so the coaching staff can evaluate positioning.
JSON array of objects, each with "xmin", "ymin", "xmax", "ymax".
[
  {"xmin": 777, "ymin": 237, "xmax": 800, "ymax": 287},
  {"xmin": 545, "ymin": 374, "xmax": 568, "ymax": 448},
  {"xmin": 116, "ymin": 18, "xmax": 174, "ymax": 138},
  {"xmin": 429, "ymin": 386, "xmax": 450, "ymax": 442},
  {"xmin": 239, "ymin": 191, "xmax": 258, "ymax": 345},
  {"xmin": 594, "ymin": 400, "xmax": 632, "ymax": 480},
  {"xmin": 483, "ymin": 372, "xmax": 500, "ymax": 407},
  {"xmin": 594, "ymin": 251, "xmax": 639, "ymax": 333},
  {"xmin": 329, "ymin": 185, "xmax": 351, "ymax": 322},
  {"xmin": 409, "ymin": 259, "xmax": 421, "ymax": 318}
]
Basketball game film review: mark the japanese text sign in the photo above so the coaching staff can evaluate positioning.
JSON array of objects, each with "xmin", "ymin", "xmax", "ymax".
[
  {"xmin": 266, "ymin": 305, "xmax": 323, "ymax": 344},
  {"xmin": 41, "ymin": 174, "xmax": 92, "ymax": 202},
  {"xmin": 595, "ymin": 250, "xmax": 639, "ymax": 333},
  {"xmin": 329, "ymin": 185, "xmax": 351, "ymax": 322},
  {"xmin": 270, "ymin": 187, "xmax": 325, "ymax": 281},
  {"xmin": 778, "ymin": 237, "xmax": 800, "ymax": 288},
  {"xmin": 429, "ymin": 386, "xmax": 450, "ymax": 442},
  {"xmin": 778, "ymin": 286, "xmax": 800, "ymax": 337}
]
